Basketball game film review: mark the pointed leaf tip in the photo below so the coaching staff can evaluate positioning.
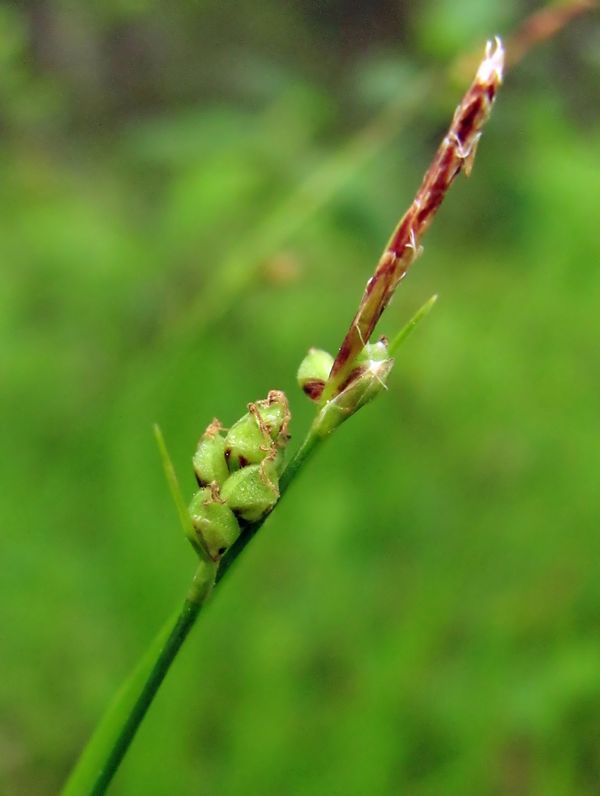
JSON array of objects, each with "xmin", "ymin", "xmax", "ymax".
[{"xmin": 388, "ymin": 294, "xmax": 438, "ymax": 356}]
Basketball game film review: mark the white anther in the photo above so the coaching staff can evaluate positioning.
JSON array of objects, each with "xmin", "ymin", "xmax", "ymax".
[{"xmin": 477, "ymin": 36, "xmax": 504, "ymax": 85}]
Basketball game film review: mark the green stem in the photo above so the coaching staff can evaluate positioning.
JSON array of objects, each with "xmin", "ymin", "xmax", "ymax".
[
  {"xmin": 61, "ymin": 424, "xmax": 325, "ymax": 795},
  {"xmin": 91, "ymin": 603, "xmax": 198, "ymax": 795},
  {"xmin": 279, "ymin": 424, "xmax": 322, "ymax": 494},
  {"xmin": 60, "ymin": 561, "xmax": 215, "ymax": 796}
]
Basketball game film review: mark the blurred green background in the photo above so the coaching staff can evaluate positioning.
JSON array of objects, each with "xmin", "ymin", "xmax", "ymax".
[{"xmin": 2, "ymin": 1, "xmax": 599, "ymax": 794}]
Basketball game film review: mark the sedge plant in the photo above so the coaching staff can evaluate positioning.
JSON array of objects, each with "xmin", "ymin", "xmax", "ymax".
[{"xmin": 61, "ymin": 39, "xmax": 505, "ymax": 796}]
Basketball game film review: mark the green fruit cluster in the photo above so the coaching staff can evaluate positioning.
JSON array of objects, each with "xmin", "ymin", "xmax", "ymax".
[{"xmin": 189, "ymin": 391, "xmax": 290, "ymax": 561}]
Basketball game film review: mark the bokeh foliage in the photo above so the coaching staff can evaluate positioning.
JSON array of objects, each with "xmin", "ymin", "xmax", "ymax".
[{"xmin": 1, "ymin": 2, "xmax": 599, "ymax": 794}]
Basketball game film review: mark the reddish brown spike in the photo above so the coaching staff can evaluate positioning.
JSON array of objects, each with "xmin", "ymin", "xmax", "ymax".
[{"xmin": 323, "ymin": 38, "xmax": 504, "ymax": 402}]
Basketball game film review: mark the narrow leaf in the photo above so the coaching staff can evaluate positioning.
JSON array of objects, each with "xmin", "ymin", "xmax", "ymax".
[
  {"xmin": 388, "ymin": 294, "xmax": 438, "ymax": 356},
  {"xmin": 153, "ymin": 424, "xmax": 209, "ymax": 561}
]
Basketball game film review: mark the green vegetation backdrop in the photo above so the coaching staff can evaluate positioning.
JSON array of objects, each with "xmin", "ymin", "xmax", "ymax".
[{"xmin": 1, "ymin": 1, "xmax": 599, "ymax": 794}]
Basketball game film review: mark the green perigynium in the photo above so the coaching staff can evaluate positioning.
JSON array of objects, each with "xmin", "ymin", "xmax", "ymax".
[
  {"xmin": 193, "ymin": 419, "xmax": 230, "ymax": 486},
  {"xmin": 220, "ymin": 458, "xmax": 280, "ymax": 522},
  {"xmin": 296, "ymin": 347, "xmax": 334, "ymax": 402},
  {"xmin": 224, "ymin": 390, "xmax": 290, "ymax": 470},
  {"xmin": 189, "ymin": 485, "xmax": 240, "ymax": 560}
]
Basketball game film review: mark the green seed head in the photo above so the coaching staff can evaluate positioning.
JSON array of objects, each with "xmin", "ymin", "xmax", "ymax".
[
  {"xmin": 189, "ymin": 485, "xmax": 241, "ymax": 561},
  {"xmin": 297, "ymin": 348, "xmax": 334, "ymax": 402},
  {"xmin": 220, "ymin": 459, "xmax": 280, "ymax": 523},
  {"xmin": 193, "ymin": 418, "xmax": 229, "ymax": 487},
  {"xmin": 224, "ymin": 390, "xmax": 290, "ymax": 471}
]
